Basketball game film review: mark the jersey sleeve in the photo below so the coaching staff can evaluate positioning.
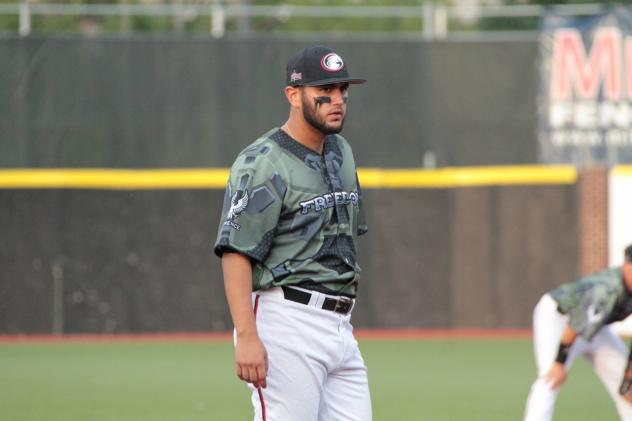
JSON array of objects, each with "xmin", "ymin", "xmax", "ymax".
[
  {"xmin": 567, "ymin": 283, "xmax": 618, "ymax": 341},
  {"xmin": 214, "ymin": 152, "xmax": 285, "ymax": 263}
]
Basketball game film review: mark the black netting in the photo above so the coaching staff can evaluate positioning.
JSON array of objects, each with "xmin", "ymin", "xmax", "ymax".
[{"xmin": 1, "ymin": 37, "xmax": 542, "ymax": 168}]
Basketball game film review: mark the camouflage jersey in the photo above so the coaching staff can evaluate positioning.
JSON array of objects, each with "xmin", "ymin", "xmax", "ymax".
[
  {"xmin": 550, "ymin": 267, "xmax": 632, "ymax": 341},
  {"xmin": 214, "ymin": 128, "xmax": 367, "ymax": 298}
]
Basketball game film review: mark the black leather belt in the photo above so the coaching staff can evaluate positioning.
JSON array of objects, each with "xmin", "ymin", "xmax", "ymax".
[{"xmin": 281, "ymin": 286, "xmax": 353, "ymax": 314}]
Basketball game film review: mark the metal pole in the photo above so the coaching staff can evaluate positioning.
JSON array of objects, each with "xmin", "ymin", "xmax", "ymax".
[
  {"xmin": 423, "ymin": 3, "xmax": 434, "ymax": 40},
  {"xmin": 434, "ymin": 4, "xmax": 448, "ymax": 38},
  {"xmin": 19, "ymin": 1, "xmax": 31, "ymax": 36},
  {"xmin": 236, "ymin": 1, "xmax": 252, "ymax": 35},
  {"xmin": 51, "ymin": 261, "xmax": 64, "ymax": 335},
  {"xmin": 173, "ymin": 3, "xmax": 184, "ymax": 33},
  {"xmin": 120, "ymin": 3, "xmax": 132, "ymax": 33},
  {"xmin": 211, "ymin": 4, "xmax": 225, "ymax": 38}
]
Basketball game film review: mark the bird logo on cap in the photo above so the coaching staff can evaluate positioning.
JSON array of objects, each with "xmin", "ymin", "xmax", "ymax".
[{"xmin": 321, "ymin": 53, "xmax": 344, "ymax": 72}]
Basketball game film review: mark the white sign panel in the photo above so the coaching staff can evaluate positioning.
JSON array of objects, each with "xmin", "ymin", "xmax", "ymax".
[{"xmin": 609, "ymin": 166, "xmax": 632, "ymax": 265}]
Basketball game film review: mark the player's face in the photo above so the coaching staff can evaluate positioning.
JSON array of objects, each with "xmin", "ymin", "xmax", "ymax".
[{"xmin": 300, "ymin": 83, "xmax": 349, "ymax": 135}]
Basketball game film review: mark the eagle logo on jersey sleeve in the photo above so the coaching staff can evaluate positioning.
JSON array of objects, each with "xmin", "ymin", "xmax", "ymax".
[
  {"xmin": 586, "ymin": 304, "xmax": 604, "ymax": 325},
  {"xmin": 227, "ymin": 190, "xmax": 249, "ymax": 221}
]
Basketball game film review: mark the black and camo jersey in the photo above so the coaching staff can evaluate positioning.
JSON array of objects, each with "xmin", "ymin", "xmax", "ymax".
[
  {"xmin": 550, "ymin": 267, "xmax": 632, "ymax": 341},
  {"xmin": 214, "ymin": 128, "xmax": 367, "ymax": 297}
]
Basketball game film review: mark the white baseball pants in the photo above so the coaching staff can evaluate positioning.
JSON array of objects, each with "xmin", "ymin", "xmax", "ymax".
[
  {"xmin": 240, "ymin": 286, "xmax": 372, "ymax": 421},
  {"xmin": 524, "ymin": 293, "xmax": 632, "ymax": 420},
  {"xmin": 611, "ymin": 315, "xmax": 632, "ymax": 338}
]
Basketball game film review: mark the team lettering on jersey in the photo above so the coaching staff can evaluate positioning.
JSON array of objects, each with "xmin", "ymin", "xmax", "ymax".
[{"xmin": 299, "ymin": 191, "xmax": 359, "ymax": 215}]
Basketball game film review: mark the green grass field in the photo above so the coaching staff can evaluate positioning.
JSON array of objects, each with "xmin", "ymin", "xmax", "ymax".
[{"xmin": 0, "ymin": 337, "xmax": 619, "ymax": 420}]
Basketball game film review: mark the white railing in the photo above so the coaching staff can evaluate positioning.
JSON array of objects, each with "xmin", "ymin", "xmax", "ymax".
[{"xmin": 0, "ymin": 2, "xmax": 612, "ymax": 39}]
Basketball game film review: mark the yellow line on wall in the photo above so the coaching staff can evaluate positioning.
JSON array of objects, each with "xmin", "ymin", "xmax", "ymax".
[
  {"xmin": 0, "ymin": 166, "xmax": 577, "ymax": 190},
  {"xmin": 357, "ymin": 166, "xmax": 577, "ymax": 188},
  {"xmin": 612, "ymin": 165, "xmax": 632, "ymax": 176},
  {"xmin": 0, "ymin": 169, "xmax": 230, "ymax": 189}
]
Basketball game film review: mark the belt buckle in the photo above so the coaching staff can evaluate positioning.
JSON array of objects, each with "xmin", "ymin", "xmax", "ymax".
[{"xmin": 333, "ymin": 296, "xmax": 353, "ymax": 314}]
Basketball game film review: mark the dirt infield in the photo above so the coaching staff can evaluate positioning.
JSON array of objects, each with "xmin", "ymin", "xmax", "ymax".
[{"xmin": 0, "ymin": 328, "xmax": 531, "ymax": 344}]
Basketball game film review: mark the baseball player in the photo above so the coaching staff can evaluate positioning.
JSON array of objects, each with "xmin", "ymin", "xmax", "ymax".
[
  {"xmin": 524, "ymin": 244, "xmax": 632, "ymax": 420},
  {"xmin": 214, "ymin": 46, "xmax": 371, "ymax": 421}
]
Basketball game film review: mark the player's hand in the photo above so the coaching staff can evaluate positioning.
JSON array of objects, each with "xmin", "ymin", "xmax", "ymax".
[
  {"xmin": 620, "ymin": 379, "xmax": 632, "ymax": 404},
  {"xmin": 235, "ymin": 332, "xmax": 268, "ymax": 389},
  {"xmin": 619, "ymin": 358, "xmax": 632, "ymax": 404},
  {"xmin": 544, "ymin": 362, "xmax": 567, "ymax": 390}
]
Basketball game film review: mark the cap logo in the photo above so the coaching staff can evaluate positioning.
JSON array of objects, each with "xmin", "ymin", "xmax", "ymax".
[
  {"xmin": 321, "ymin": 53, "xmax": 344, "ymax": 72},
  {"xmin": 290, "ymin": 71, "xmax": 302, "ymax": 83}
]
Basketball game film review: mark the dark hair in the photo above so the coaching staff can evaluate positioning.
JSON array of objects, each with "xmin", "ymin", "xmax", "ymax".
[{"xmin": 626, "ymin": 244, "xmax": 632, "ymax": 263}]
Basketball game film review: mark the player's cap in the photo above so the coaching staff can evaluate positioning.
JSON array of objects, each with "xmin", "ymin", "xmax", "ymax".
[
  {"xmin": 286, "ymin": 46, "xmax": 366, "ymax": 87},
  {"xmin": 625, "ymin": 244, "xmax": 632, "ymax": 262}
]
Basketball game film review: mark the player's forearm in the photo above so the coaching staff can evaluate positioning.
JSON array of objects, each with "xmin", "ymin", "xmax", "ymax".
[
  {"xmin": 555, "ymin": 325, "xmax": 578, "ymax": 365},
  {"xmin": 560, "ymin": 325, "xmax": 577, "ymax": 345},
  {"xmin": 221, "ymin": 252, "xmax": 258, "ymax": 337}
]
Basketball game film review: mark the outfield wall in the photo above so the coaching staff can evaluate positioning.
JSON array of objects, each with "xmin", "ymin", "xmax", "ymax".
[
  {"xmin": 0, "ymin": 167, "xmax": 582, "ymax": 334},
  {"xmin": 2, "ymin": 35, "xmax": 624, "ymax": 333}
]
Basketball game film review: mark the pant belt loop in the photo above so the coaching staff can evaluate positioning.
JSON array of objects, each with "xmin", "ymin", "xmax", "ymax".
[
  {"xmin": 348, "ymin": 299, "xmax": 355, "ymax": 314},
  {"xmin": 310, "ymin": 290, "xmax": 323, "ymax": 309}
]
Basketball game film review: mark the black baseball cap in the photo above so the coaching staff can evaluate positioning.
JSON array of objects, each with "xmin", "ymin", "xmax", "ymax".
[
  {"xmin": 626, "ymin": 244, "xmax": 632, "ymax": 262},
  {"xmin": 286, "ymin": 46, "xmax": 366, "ymax": 87}
]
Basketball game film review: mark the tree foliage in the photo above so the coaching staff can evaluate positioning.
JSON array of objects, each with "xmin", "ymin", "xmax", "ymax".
[{"xmin": 0, "ymin": 0, "xmax": 628, "ymax": 35}]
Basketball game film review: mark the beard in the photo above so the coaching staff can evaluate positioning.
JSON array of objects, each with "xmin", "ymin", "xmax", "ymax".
[{"xmin": 301, "ymin": 95, "xmax": 345, "ymax": 135}]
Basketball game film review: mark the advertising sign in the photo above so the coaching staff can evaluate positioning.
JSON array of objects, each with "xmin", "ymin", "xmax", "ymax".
[{"xmin": 539, "ymin": 7, "xmax": 632, "ymax": 164}]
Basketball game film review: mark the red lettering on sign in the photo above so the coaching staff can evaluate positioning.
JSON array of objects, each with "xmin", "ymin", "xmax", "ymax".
[{"xmin": 551, "ymin": 28, "xmax": 622, "ymax": 101}]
